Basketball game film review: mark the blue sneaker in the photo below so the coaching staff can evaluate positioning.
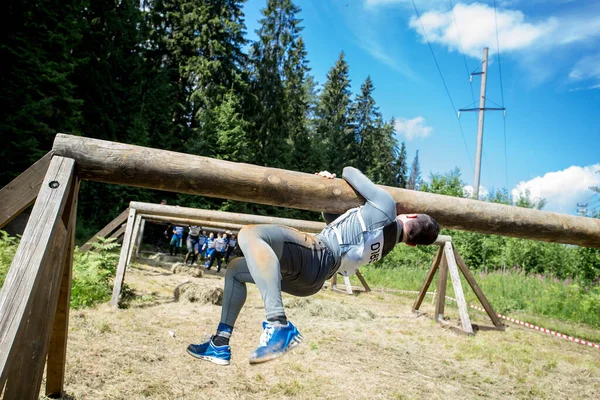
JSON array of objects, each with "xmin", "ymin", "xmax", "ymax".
[
  {"xmin": 187, "ymin": 338, "xmax": 231, "ymax": 365},
  {"xmin": 249, "ymin": 321, "xmax": 303, "ymax": 364}
]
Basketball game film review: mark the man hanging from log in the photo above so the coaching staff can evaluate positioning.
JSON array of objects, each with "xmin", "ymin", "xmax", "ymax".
[{"xmin": 187, "ymin": 167, "xmax": 440, "ymax": 365}]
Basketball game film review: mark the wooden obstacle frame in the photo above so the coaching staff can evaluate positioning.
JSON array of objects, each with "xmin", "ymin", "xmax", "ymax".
[
  {"xmin": 0, "ymin": 134, "xmax": 598, "ymax": 399},
  {"xmin": 412, "ymin": 235, "xmax": 504, "ymax": 335}
]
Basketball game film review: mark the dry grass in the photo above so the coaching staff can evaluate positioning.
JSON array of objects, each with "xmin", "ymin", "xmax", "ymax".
[{"xmin": 46, "ymin": 263, "xmax": 600, "ymax": 400}]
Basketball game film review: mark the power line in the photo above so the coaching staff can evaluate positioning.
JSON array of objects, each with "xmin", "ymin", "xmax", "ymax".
[
  {"xmin": 449, "ymin": 0, "xmax": 476, "ymax": 106},
  {"xmin": 410, "ymin": 0, "xmax": 474, "ymax": 174},
  {"xmin": 493, "ymin": 0, "xmax": 509, "ymax": 190}
]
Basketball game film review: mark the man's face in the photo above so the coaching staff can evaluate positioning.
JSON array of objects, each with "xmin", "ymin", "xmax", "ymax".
[
  {"xmin": 396, "ymin": 214, "xmax": 418, "ymax": 244},
  {"xmin": 209, "ymin": 233, "xmax": 214, "ymax": 238}
]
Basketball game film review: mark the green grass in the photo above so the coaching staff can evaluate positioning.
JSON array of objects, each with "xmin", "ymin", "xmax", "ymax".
[{"xmin": 353, "ymin": 265, "xmax": 600, "ymax": 342}]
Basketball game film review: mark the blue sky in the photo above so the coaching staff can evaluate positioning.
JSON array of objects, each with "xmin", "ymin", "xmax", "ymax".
[{"xmin": 243, "ymin": 0, "xmax": 600, "ymax": 215}]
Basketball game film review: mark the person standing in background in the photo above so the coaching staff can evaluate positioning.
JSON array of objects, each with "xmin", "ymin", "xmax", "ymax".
[
  {"xmin": 198, "ymin": 230, "xmax": 208, "ymax": 262},
  {"xmin": 170, "ymin": 226, "xmax": 185, "ymax": 256},
  {"xmin": 203, "ymin": 232, "xmax": 216, "ymax": 268},
  {"xmin": 185, "ymin": 225, "xmax": 201, "ymax": 265},
  {"xmin": 225, "ymin": 233, "xmax": 238, "ymax": 264}
]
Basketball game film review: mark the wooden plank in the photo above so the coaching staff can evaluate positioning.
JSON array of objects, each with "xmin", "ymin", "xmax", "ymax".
[
  {"xmin": 412, "ymin": 246, "xmax": 443, "ymax": 311},
  {"xmin": 444, "ymin": 242, "xmax": 473, "ymax": 334},
  {"xmin": 434, "ymin": 253, "xmax": 448, "ymax": 322},
  {"xmin": 0, "ymin": 152, "xmax": 52, "ymax": 229},
  {"xmin": 0, "ymin": 156, "xmax": 75, "ymax": 398},
  {"xmin": 127, "ymin": 214, "xmax": 142, "ymax": 266},
  {"xmin": 52, "ymin": 134, "xmax": 600, "ymax": 248},
  {"xmin": 471, "ymin": 324, "xmax": 505, "ymax": 332},
  {"xmin": 92, "ymin": 224, "xmax": 126, "ymax": 252},
  {"xmin": 110, "ymin": 208, "xmax": 137, "ymax": 307},
  {"xmin": 109, "ymin": 224, "xmax": 126, "ymax": 239},
  {"xmin": 80, "ymin": 207, "xmax": 129, "ymax": 252},
  {"xmin": 453, "ymin": 247, "xmax": 504, "ymax": 329},
  {"xmin": 45, "ymin": 179, "xmax": 79, "ymax": 397},
  {"xmin": 355, "ymin": 270, "xmax": 371, "ymax": 292}
]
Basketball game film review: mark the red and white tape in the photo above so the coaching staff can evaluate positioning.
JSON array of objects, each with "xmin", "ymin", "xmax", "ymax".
[
  {"xmin": 376, "ymin": 288, "xmax": 600, "ymax": 349},
  {"xmin": 464, "ymin": 302, "xmax": 600, "ymax": 349}
]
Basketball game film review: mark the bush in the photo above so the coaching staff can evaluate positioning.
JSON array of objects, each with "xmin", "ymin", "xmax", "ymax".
[
  {"xmin": 71, "ymin": 237, "xmax": 120, "ymax": 308},
  {"xmin": 0, "ymin": 231, "xmax": 20, "ymax": 287},
  {"xmin": 0, "ymin": 232, "xmax": 120, "ymax": 309}
]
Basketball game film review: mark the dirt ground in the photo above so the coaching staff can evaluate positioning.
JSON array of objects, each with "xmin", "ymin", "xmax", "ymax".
[{"xmin": 47, "ymin": 262, "xmax": 600, "ymax": 400}]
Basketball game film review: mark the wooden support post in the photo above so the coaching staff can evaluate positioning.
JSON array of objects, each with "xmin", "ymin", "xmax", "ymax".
[
  {"xmin": 46, "ymin": 178, "xmax": 80, "ymax": 397},
  {"xmin": 127, "ymin": 214, "xmax": 142, "ymax": 265},
  {"xmin": 413, "ymin": 246, "xmax": 443, "ymax": 311},
  {"xmin": 444, "ymin": 242, "xmax": 473, "ymax": 334},
  {"xmin": 0, "ymin": 156, "xmax": 75, "ymax": 399},
  {"xmin": 80, "ymin": 207, "xmax": 129, "ymax": 252},
  {"xmin": 110, "ymin": 208, "xmax": 137, "ymax": 307},
  {"xmin": 0, "ymin": 152, "xmax": 52, "ymax": 229},
  {"xmin": 343, "ymin": 275, "xmax": 353, "ymax": 295},
  {"xmin": 135, "ymin": 219, "xmax": 146, "ymax": 259},
  {"xmin": 453, "ymin": 248, "xmax": 504, "ymax": 329},
  {"xmin": 434, "ymin": 254, "xmax": 449, "ymax": 322},
  {"xmin": 355, "ymin": 270, "xmax": 371, "ymax": 292},
  {"xmin": 330, "ymin": 274, "xmax": 337, "ymax": 291}
]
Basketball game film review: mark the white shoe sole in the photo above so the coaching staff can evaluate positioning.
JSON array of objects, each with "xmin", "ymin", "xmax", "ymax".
[
  {"xmin": 249, "ymin": 333, "xmax": 304, "ymax": 364},
  {"xmin": 187, "ymin": 348, "xmax": 231, "ymax": 365}
]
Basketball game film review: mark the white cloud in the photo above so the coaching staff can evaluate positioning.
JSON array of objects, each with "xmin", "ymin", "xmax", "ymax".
[
  {"xmin": 357, "ymin": 37, "xmax": 418, "ymax": 79},
  {"xmin": 511, "ymin": 164, "xmax": 600, "ymax": 214},
  {"xmin": 568, "ymin": 53, "xmax": 600, "ymax": 88},
  {"xmin": 365, "ymin": 0, "xmax": 443, "ymax": 9},
  {"xmin": 395, "ymin": 116, "xmax": 433, "ymax": 140},
  {"xmin": 408, "ymin": 3, "xmax": 557, "ymax": 59},
  {"xmin": 463, "ymin": 185, "xmax": 489, "ymax": 199}
]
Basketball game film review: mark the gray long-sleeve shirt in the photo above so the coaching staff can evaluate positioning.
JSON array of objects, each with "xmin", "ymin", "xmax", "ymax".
[{"xmin": 317, "ymin": 167, "xmax": 402, "ymax": 271}]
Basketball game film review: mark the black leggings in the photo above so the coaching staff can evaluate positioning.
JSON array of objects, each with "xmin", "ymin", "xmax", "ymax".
[{"xmin": 220, "ymin": 225, "xmax": 336, "ymax": 327}]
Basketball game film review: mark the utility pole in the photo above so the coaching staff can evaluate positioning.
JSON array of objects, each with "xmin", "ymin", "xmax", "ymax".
[
  {"xmin": 473, "ymin": 47, "xmax": 488, "ymax": 200},
  {"xmin": 459, "ymin": 47, "xmax": 505, "ymax": 200},
  {"xmin": 576, "ymin": 203, "xmax": 588, "ymax": 216}
]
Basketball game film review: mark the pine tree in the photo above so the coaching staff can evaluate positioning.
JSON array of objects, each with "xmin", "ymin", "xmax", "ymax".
[
  {"xmin": 248, "ymin": 0, "xmax": 303, "ymax": 167},
  {"xmin": 407, "ymin": 150, "xmax": 422, "ymax": 190},
  {"xmin": 73, "ymin": 0, "xmax": 151, "ymax": 144},
  {"xmin": 1, "ymin": 0, "xmax": 84, "ymax": 184},
  {"xmin": 394, "ymin": 141, "xmax": 409, "ymax": 188},
  {"xmin": 146, "ymin": 0, "xmax": 250, "ymax": 155},
  {"xmin": 314, "ymin": 52, "xmax": 354, "ymax": 175},
  {"xmin": 350, "ymin": 76, "xmax": 381, "ymax": 173},
  {"xmin": 285, "ymin": 36, "xmax": 315, "ymax": 173},
  {"xmin": 367, "ymin": 117, "xmax": 397, "ymax": 186}
]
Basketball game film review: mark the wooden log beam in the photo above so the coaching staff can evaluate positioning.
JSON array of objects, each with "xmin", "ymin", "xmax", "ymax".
[
  {"xmin": 131, "ymin": 202, "xmax": 325, "ymax": 233},
  {"xmin": 0, "ymin": 152, "xmax": 52, "ymax": 229},
  {"xmin": 52, "ymin": 134, "xmax": 600, "ymax": 248},
  {"xmin": 141, "ymin": 214, "xmax": 244, "ymax": 232}
]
